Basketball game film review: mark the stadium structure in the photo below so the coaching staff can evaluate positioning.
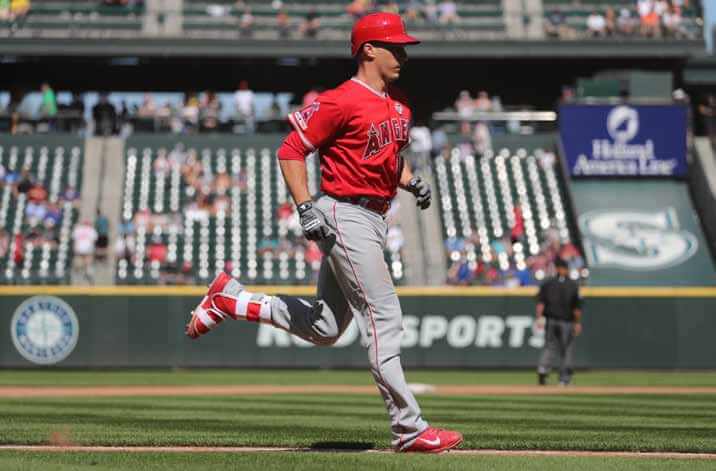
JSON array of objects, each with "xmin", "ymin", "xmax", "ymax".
[{"xmin": 0, "ymin": 1, "xmax": 715, "ymax": 468}]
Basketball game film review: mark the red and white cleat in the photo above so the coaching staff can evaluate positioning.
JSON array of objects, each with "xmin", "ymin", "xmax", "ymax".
[
  {"xmin": 185, "ymin": 272, "xmax": 234, "ymax": 339},
  {"xmin": 398, "ymin": 427, "xmax": 463, "ymax": 453}
]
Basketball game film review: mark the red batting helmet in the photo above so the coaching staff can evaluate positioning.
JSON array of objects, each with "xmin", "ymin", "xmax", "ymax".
[{"xmin": 350, "ymin": 12, "xmax": 420, "ymax": 57}]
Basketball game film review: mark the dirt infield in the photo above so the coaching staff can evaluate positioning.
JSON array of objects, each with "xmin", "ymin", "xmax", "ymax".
[
  {"xmin": 1, "ymin": 445, "xmax": 715, "ymax": 460},
  {"xmin": 0, "ymin": 384, "xmax": 715, "ymax": 398}
]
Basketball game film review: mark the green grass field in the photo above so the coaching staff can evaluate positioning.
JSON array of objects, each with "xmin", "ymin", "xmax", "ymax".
[{"xmin": 0, "ymin": 370, "xmax": 714, "ymax": 470}]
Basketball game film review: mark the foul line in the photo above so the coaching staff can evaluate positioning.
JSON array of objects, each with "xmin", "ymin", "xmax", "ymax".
[{"xmin": 0, "ymin": 446, "xmax": 714, "ymax": 460}]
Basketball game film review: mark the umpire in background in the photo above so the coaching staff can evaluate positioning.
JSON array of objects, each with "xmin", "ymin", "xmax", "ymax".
[{"xmin": 535, "ymin": 258, "xmax": 583, "ymax": 386}]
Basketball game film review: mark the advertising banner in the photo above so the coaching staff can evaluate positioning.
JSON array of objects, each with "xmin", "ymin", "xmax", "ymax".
[
  {"xmin": 559, "ymin": 104, "xmax": 687, "ymax": 177},
  {"xmin": 1, "ymin": 292, "xmax": 715, "ymax": 369}
]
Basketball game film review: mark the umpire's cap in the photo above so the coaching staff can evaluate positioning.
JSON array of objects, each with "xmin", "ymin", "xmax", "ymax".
[{"xmin": 351, "ymin": 12, "xmax": 420, "ymax": 56}]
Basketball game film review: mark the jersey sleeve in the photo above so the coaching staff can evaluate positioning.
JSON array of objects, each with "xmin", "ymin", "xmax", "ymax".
[
  {"xmin": 287, "ymin": 94, "xmax": 344, "ymax": 151},
  {"xmin": 277, "ymin": 130, "xmax": 311, "ymax": 161}
]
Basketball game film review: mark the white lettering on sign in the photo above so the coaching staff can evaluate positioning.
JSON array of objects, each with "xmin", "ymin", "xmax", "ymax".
[
  {"xmin": 419, "ymin": 316, "xmax": 449, "ymax": 347},
  {"xmin": 256, "ymin": 315, "xmax": 541, "ymax": 349},
  {"xmin": 475, "ymin": 315, "xmax": 504, "ymax": 348},
  {"xmin": 446, "ymin": 315, "xmax": 477, "ymax": 348}
]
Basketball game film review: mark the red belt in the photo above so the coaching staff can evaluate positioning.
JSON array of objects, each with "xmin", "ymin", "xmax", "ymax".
[{"xmin": 328, "ymin": 194, "xmax": 391, "ymax": 215}]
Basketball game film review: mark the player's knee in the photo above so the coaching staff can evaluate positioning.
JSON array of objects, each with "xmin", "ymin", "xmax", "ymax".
[{"xmin": 312, "ymin": 321, "xmax": 340, "ymax": 345}]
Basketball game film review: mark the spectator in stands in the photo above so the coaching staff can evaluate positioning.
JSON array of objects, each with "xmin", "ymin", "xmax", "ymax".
[
  {"xmin": 0, "ymin": 163, "xmax": 5, "ymax": 183},
  {"xmin": 430, "ymin": 126, "xmax": 449, "ymax": 157},
  {"xmin": 25, "ymin": 198, "xmax": 46, "ymax": 226},
  {"xmin": 239, "ymin": 6, "xmax": 254, "ymax": 37},
  {"xmin": 16, "ymin": 167, "xmax": 33, "ymax": 195},
  {"xmin": 200, "ymin": 90, "xmax": 221, "ymax": 131},
  {"xmin": 380, "ymin": 1, "xmax": 400, "ymax": 14},
  {"xmin": 437, "ymin": 0, "xmax": 458, "ymax": 24},
  {"xmin": 27, "ymin": 182, "xmax": 47, "ymax": 202},
  {"xmin": 0, "ymin": 0, "xmax": 9, "ymax": 20},
  {"xmin": 95, "ymin": 209, "xmax": 110, "ymax": 262},
  {"xmin": 61, "ymin": 185, "xmax": 80, "ymax": 205},
  {"xmin": 662, "ymin": 3, "xmax": 684, "ymax": 37},
  {"xmin": 475, "ymin": 90, "xmax": 491, "ymax": 111},
  {"xmin": 147, "ymin": 235, "xmax": 168, "ymax": 265},
  {"xmin": 617, "ymin": 7, "xmax": 636, "ymax": 35},
  {"xmin": 43, "ymin": 202, "xmax": 61, "ymax": 228},
  {"xmin": 40, "ymin": 82, "xmax": 57, "ymax": 118},
  {"xmin": 447, "ymin": 255, "xmax": 473, "ymax": 285},
  {"xmin": 604, "ymin": 7, "xmax": 616, "ymax": 35},
  {"xmin": 4, "ymin": 167, "xmax": 20, "ymax": 187},
  {"xmin": 545, "ymin": 8, "xmax": 574, "ymax": 39},
  {"xmin": 638, "ymin": 0, "xmax": 660, "ymax": 37},
  {"xmin": 299, "ymin": 8, "xmax": 320, "ymax": 38},
  {"xmin": 409, "ymin": 121, "xmax": 432, "ymax": 171},
  {"xmin": 276, "ymin": 9, "xmax": 291, "ymax": 38},
  {"xmin": 346, "ymin": 0, "xmax": 371, "ymax": 19},
  {"xmin": 72, "ymin": 219, "xmax": 97, "ymax": 284},
  {"xmin": 423, "ymin": 0, "xmax": 439, "ymax": 24},
  {"xmin": 138, "ymin": 93, "xmax": 156, "ymax": 118},
  {"xmin": 234, "ymin": 80, "xmax": 255, "ymax": 132},
  {"xmin": 93, "ymin": 93, "xmax": 118, "ymax": 136},
  {"xmin": 586, "ymin": 10, "xmax": 607, "ymax": 37},
  {"xmin": 654, "ymin": 0, "xmax": 669, "ymax": 18},
  {"xmin": 403, "ymin": 0, "xmax": 423, "ymax": 23},
  {"xmin": 181, "ymin": 92, "xmax": 200, "ymax": 133},
  {"xmin": 9, "ymin": 0, "xmax": 30, "ymax": 32},
  {"xmin": 455, "ymin": 90, "xmax": 475, "ymax": 136},
  {"xmin": 0, "ymin": 229, "xmax": 8, "ymax": 259},
  {"xmin": 70, "ymin": 92, "xmax": 85, "ymax": 115}
]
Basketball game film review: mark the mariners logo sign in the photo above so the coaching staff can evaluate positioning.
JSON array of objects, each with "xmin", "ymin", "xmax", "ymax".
[
  {"xmin": 579, "ymin": 208, "xmax": 697, "ymax": 270},
  {"xmin": 11, "ymin": 296, "xmax": 79, "ymax": 365}
]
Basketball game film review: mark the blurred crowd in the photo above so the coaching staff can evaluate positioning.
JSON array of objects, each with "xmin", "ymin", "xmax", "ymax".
[
  {"xmin": 1, "ymin": 81, "xmax": 268, "ymax": 136},
  {"xmin": 114, "ymin": 142, "xmax": 406, "ymax": 284},
  {"xmin": 346, "ymin": 0, "xmax": 460, "ymax": 24},
  {"xmin": 0, "ymin": 162, "xmax": 90, "ymax": 275},
  {"xmin": 546, "ymin": 0, "xmax": 696, "ymax": 39},
  {"xmin": 0, "ymin": 0, "xmax": 30, "ymax": 32},
  {"xmin": 446, "ymin": 226, "xmax": 587, "ymax": 287}
]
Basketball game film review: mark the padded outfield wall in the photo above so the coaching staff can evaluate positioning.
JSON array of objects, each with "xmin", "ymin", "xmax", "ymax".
[{"xmin": 0, "ymin": 286, "xmax": 714, "ymax": 369}]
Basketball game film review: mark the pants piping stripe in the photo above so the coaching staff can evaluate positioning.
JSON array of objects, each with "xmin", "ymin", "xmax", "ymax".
[{"xmin": 332, "ymin": 201, "xmax": 383, "ymax": 382}]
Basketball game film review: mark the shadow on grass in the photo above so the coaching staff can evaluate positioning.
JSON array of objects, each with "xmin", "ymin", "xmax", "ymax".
[{"xmin": 310, "ymin": 441, "xmax": 375, "ymax": 451}]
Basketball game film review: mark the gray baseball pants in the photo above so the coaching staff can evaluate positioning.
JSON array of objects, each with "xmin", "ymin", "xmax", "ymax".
[
  {"xmin": 537, "ymin": 318, "xmax": 576, "ymax": 384},
  {"xmin": 227, "ymin": 194, "xmax": 428, "ymax": 448}
]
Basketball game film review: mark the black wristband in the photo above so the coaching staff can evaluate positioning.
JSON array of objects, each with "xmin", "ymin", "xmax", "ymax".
[{"xmin": 297, "ymin": 201, "xmax": 313, "ymax": 215}]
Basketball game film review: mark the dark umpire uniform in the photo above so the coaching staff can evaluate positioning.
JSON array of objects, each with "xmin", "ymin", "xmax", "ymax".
[{"xmin": 536, "ymin": 259, "xmax": 583, "ymax": 386}]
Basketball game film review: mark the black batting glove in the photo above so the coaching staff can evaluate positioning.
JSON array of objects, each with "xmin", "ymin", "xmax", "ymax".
[
  {"xmin": 297, "ymin": 201, "xmax": 332, "ymax": 241},
  {"xmin": 407, "ymin": 176, "xmax": 431, "ymax": 210}
]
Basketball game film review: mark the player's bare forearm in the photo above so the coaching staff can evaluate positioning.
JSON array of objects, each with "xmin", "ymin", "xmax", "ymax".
[
  {"xmin": 573, "ymin": 308, "xmax": 582, "ymax": 323},
  {"xmin": 536, "ymin": 302, "xmax": 545, "ymax": 318},
  {"xmin": 279, "ymin": 159, "xmax": 312, "ymax": 205},
  {"xmin": 398, "ymin": 160, "xmax": 414, "ymax": 190}
]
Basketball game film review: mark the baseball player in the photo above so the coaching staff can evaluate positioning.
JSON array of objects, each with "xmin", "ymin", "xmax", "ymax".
[{"xmin": 186, "ymin": 12, "xmax": 462, "ymax": 453}]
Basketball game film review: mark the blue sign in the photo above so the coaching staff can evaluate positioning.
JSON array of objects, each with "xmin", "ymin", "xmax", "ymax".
[{"xmin": 559, "ymin": 104, "xmax": 687, "ymax": 177}]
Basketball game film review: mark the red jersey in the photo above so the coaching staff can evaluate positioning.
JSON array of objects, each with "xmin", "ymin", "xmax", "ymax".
[{"xmin": 278, "ymin": 78, "xmax": 412, "ymax": 199}]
